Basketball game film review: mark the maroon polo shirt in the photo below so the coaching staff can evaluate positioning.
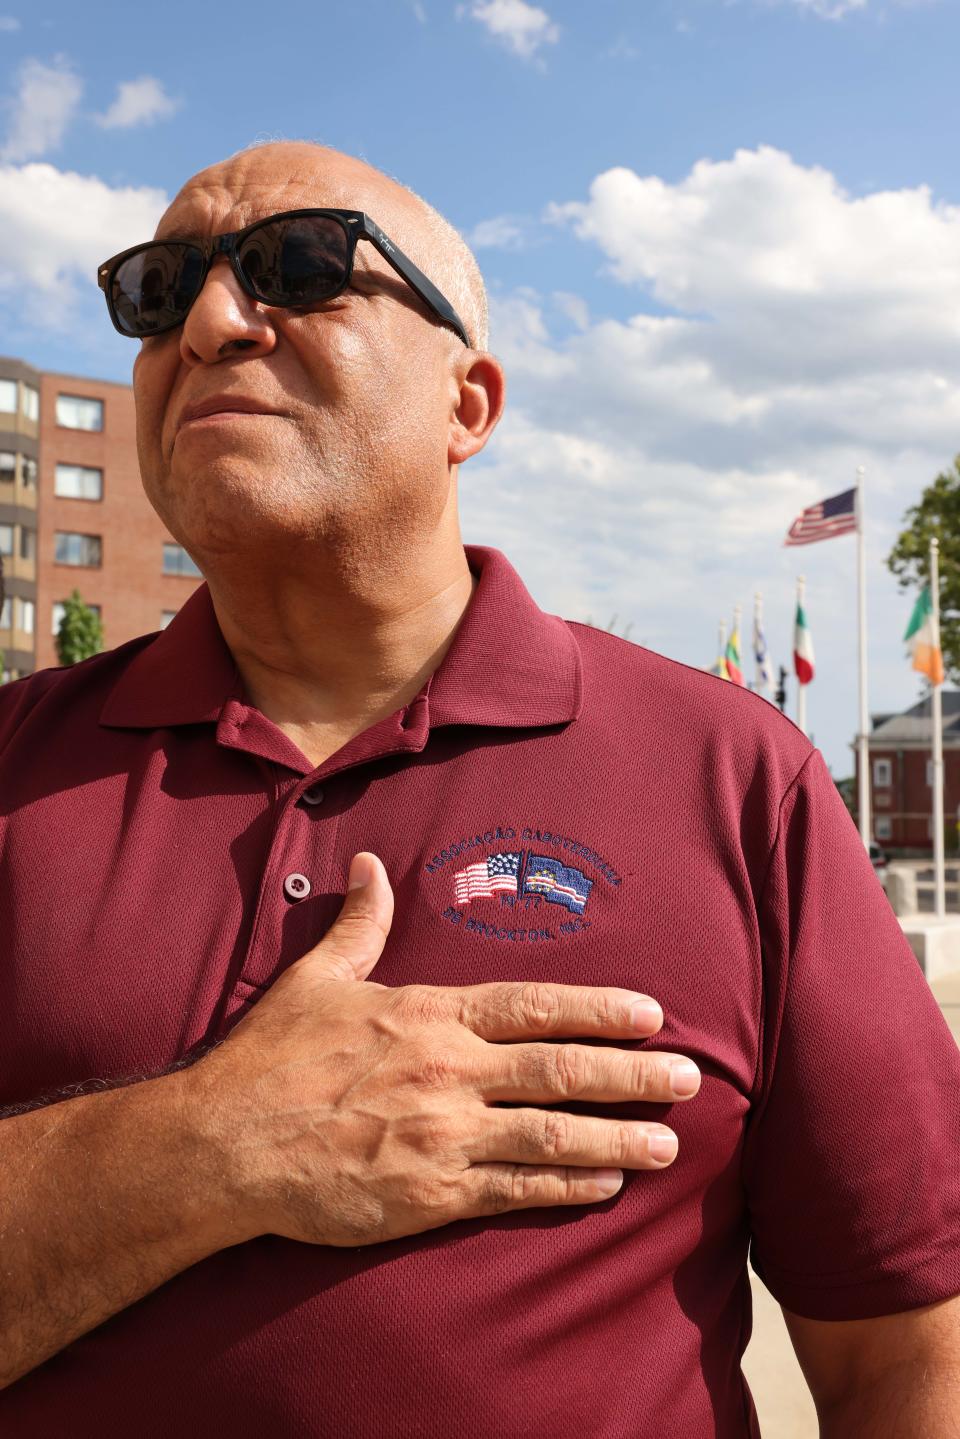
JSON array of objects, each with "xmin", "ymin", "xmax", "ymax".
[{"xmin": 1, "ymin": 545, "xmax": 958, "ymax": 1437}]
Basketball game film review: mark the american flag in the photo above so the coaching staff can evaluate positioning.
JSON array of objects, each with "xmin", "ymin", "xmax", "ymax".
[
  {"xmin": 784, "ymin": 488, "xmax": 857, "ymax": 546},
  {"xmin": 453, "ymin": 851, "xmax": 522, "ymax": 906}
]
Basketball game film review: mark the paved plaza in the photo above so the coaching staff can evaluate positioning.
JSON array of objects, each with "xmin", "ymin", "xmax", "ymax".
[{"xmin": 741, "ymin": 967, "xmax": 960, "ymax": 1436}]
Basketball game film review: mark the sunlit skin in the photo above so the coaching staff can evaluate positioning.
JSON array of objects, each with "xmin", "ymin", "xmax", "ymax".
[{"xmin": 133, "ymin": 142, "xmax": 505, "ymax": 767}]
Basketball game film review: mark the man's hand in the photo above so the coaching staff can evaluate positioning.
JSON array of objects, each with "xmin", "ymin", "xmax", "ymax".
[{"xmin": 190, "ymin": 852, "xmax": 701, "ymax": 1247}]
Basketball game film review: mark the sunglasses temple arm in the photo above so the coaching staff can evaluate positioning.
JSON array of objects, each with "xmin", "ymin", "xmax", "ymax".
[{"xmin": 363, "ymin": 221, "xmax": 471, "ymax": 348}]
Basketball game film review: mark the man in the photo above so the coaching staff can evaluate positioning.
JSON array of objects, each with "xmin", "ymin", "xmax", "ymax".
[{"xmin": 0, "ymin": 142, "xmax": 957, "ymax": 1437}]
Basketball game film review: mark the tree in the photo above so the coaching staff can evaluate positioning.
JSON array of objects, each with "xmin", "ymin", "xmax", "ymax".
[
  {"xmin": 887, "ymin": 455, "xmax": 960, "ymax": 682},
  {"xmin": 55, "ymin": 590, "xmax": 104, "ymax": 666}
]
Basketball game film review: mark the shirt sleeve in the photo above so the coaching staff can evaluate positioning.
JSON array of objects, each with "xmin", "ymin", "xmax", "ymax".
[{"xmin": 744, "ymin": 748, "xmax": 960, "ymax": 1320}]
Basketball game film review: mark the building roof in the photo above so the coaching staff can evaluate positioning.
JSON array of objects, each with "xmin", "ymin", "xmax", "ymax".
[{"xmin": 871, "ymin": 690, "xmax": 960, "ymax": 744}]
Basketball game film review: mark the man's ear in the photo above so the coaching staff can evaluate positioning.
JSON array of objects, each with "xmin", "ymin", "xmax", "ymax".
[{"xmin": 447, "ymin": 353, "xmax": 506, "ymax": 467}]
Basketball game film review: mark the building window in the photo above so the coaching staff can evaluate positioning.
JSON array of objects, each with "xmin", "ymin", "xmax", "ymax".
[
  {"xmin": 0, "ymin": 379, "xmax": 16, "ymax": 413},
  {"xmin": 16, "ymin": 597, "xmax": 35, "ymax": 635},
  {"xmin": 54, "ymin": 531, "xmax": 102, "ymax": 567},
  {"xmin": 55, "ymin": 463, "xmax": 103, "ymax": 501},
  {"xmin": 162, "ymin": 542, "xmax": 202, "ymax": 578},
  {"xmin": 873, "ymin": 758, "xmax": 892, "ymax": 788},
  {"xmin": 22, "ymin": 385, "xmax": 39, "ymax": 422},
  {"xmin": 0, "ymin": 451, "xmax": 14, "ymax": 477},
  {"xmin": 0, "ymin": 597, "xmax": 10, "ymax": 628},
  {"xmin": 52, "ymin": 599, "xmax": 102, "ymax": 635},
  {"xmin": 56, "ymin": 394, "xmax": 103, "ymax": 432},
  {"xmin": 19, "ymin": 526, "xmax": 35, "ymax": 562},
  {"xmin": 21, "ymin": 456, "xmax": 37, "ymax": 487},
  {"xmin": 160, "ymin": 609, "xmax": 178, "ymax": 628},
  {"xmin": 0, "ymin": 524, "xmax": 13, "ymax": 556},
  {"xmin": 875, "ymin": 816, "xmax": 893, "ymax": 840}
]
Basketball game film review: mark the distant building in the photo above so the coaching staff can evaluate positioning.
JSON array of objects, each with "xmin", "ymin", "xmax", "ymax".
[
  {"xmin": 0, "ymin": 357, "xmax": 204, "ymax": 679},
  {"xmin": 857, "ymin": 691, "xmax": 960, "ymax": 853}
]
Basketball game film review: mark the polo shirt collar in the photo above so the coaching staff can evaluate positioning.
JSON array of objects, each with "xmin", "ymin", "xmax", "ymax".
[
  {"xmin": 99, "ymin": 545, "xmax": 581, "ymax": 737},
  {"xmin": 426, "ymin": 546, "xmax": 582, "ymax": 729}
]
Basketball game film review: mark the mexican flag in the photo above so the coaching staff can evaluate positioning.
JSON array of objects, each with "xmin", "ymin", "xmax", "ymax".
[
  {"xmin": 904, "ymin": 587, "xmax": 944, "ymax": 685},
  {"xmin": 794, "ymin": 601, "xmax": 814, "ymax": 686},
  {"xmin": 725, "ymin": 623, "xmax": 745, "ymax": 686}
]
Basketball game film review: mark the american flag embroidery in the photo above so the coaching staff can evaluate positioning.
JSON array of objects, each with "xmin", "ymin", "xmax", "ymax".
[{"xmin": 453, "ymin": 851, "xmax": 522, "ymax": 906}]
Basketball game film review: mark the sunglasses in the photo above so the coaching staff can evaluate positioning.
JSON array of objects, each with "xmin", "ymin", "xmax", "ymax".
[{"xmin": 97, "ymin": 208, "xmax": 471, "ymax": 347}]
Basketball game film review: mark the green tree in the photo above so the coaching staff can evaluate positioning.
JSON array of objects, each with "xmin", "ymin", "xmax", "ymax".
[
  {"xmin": 887, "ymin": 455, "xmax": 960, "ymax": 682},
  {"xmin": 55, "ymin": 589, "xmax": 104, "ymax": 666}
]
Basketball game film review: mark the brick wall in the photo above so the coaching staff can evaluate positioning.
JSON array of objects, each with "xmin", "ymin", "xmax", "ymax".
[
  {"xmin": 859, "ymin": 744, "xmax": 960, "ymax": 851},
  {"xmin": 35, "ymin": 371, "xmax": 202, "ymax": 671}
]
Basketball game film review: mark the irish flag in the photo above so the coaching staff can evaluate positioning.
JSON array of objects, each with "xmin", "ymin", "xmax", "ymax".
[
  {"xmin": 904, "ymin": 587, "xmax": 944, "ymax": 685},
  {"xmin": 725, "ymin": 621, "xmax": 745, "ymax": 686},
  {"xmin": 794, "ymin": 601, "xmax": 814, "ymax": 686}
]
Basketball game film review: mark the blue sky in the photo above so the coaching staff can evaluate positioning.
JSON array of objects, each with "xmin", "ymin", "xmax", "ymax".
[{"xmin": 2, "ymin": 0, "xmax": 959, "ymax": 777}]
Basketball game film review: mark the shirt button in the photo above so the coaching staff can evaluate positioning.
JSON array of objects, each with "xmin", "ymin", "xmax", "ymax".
[
  {"xmin": 302, "ymin": 785, "xmax": 324, "ymax": 806},
  {"xmin": 283, "ymin": 872, "xmax": 312, "ymax": 901}
]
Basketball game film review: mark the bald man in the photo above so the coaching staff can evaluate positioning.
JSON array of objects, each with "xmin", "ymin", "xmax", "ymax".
[{"xmin": 0, "ymin": 144, "xmax": 958, "ymax": 1438}]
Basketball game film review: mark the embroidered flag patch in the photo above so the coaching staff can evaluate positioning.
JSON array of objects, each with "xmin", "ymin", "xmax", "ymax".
[
  {"xmin": 523, "ymin": 855, "xmax": 593, "ymax": 914},
  {"xmin": 453, "ymin": 851, "xmax": 522, "ymax": 907}
]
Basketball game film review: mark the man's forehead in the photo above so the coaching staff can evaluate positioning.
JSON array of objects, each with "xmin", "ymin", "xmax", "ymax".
[{"xmin": 155, "ymin": 146, "xmax": 406, "ymax": 240}]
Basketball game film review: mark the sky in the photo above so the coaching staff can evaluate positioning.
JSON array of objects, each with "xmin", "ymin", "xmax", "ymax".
[{"xmin": 2, "ymin": 0, "xmax": 959, "ymax": 776}]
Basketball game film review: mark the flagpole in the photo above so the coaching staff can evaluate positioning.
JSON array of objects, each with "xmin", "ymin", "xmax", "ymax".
[
  {"xmin": 930, "ymin": 536, "xmax": 946, "ymax": 917},
  {"xmin": 718, "ymin": 618, "xmax": 727, "ymax": 677},
  {"xmin": 796, "ymin": 575, "xmax": 807, "ymax": 737},
  {"xmin": 856, "ymin": 465, "xmax": 871, "ymax": 849},
  {"xmin": 754, "ymin": 592, "xmax": 763, "ymax": 694}
]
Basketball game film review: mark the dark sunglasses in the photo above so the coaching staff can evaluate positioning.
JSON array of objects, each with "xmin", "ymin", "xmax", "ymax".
[{"xmin": 97, "ymin": 207, "xmax": 471, "ymax": 347}]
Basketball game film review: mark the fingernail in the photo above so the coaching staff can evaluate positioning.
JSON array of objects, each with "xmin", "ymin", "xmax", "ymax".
[
  {"xmin": 670, "ymin": 1062, "xmax": 701, "ymax": 1097},
  {"xmin": 348, "ymin": 854, "xmax": 375, "ymax": 891},
  {"xmin": 649, "ymin": 1132, "xmax": 678, "ymax": 1164},
  {"xmin": 630, "ymin": 998, "xmax": 663, "ymax": 1030},
  {"xmin": 594, "ymin": 1169, "xmax": 623, "ymax": 1198}
]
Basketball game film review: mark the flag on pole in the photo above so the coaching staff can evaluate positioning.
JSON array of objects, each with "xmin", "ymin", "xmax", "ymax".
[
  {"xmin": 710, "ymin": 619, "xmax": 730, "ymax": 680},
  {"xmin": 784, "ymin": 488, "xmax": 857, "ymax": 546},
  {"xmin": 725, "ymin": 617, "xmax": 745, "ymax": 686},
  {"xmin": 904, "ymin": 587, "xmax": 945, "ymax": 685},
  {"xmin": 753, "ymin": 609, "xmax": 773, "ymax": 691},
  {"xmin": 794, "ymin": 601, "xmax": 815, "ymax": 685}
]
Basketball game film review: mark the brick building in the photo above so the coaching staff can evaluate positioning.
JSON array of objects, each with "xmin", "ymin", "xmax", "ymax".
[
  {"xmin": 0, "ymin": 357, "xmax": 203, "ymax": 679},
  {"xmin": 859, "ymin": 691, "xmax": 960, "ymax": 853}
]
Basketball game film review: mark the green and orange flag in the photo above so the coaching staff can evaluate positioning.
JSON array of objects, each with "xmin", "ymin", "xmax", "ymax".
[{"xmin": 904, "ymin": 587, "xmax": 944, "ymax": 685}]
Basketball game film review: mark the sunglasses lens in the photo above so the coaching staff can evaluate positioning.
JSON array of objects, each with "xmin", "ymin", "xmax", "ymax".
[
  {"xmin": 238, "ymin": 215, "xmax": 350, "ymax": 306},
  {"xmin": 110, "ymin": 244, "xmax": 206, "ymax": 336}
]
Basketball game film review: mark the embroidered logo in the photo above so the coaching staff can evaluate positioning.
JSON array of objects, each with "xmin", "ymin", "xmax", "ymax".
[{"xmin": 424, "ymin": 824, "xmax": 619, "ymax": 944}]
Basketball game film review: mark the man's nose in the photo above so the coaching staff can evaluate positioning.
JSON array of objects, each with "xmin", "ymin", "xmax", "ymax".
[{"xmin": 179, "ymin": 256, "xmax": 277, "ymax": 365}]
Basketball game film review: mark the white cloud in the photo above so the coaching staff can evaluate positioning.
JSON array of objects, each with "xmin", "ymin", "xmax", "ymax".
[
  {"xmin": 461, "ymin": 147, "xmax": 960, "ymax": 772},
  {"xmin": 466, "ymin": 0, "xmax": 559, "ymax": 59},
  {"xmin": 0, "ymin": 57, "xmax": 83, "ymax": 162},
  {"xmin": 547, "ymin": 147, "xmax": 960, "ymax": 383},
  {"xmin": 551, "ymin": 291, "xmax": 590, "ymax": 331},
  {"xmin": 411, "ymin": 0, "xmax": 427, "ymax": 19},
  {"xmin": 0, "ymin": 161, "xmax": 166, "ymax": 335},
  {"xmin": 95, "ymin": 76, "xmax": 180, "ymax": 130},
  {"xmin": 765, "ymin": 0, "xmax": 936, "ymax": 15},
  {"xmin": 468, "ymin": 214, "xmax": 529, "ymax": 249},
  {"xmin": 777, "ymin": 0, "xmax": 867, "ymax": 16},
  {"xmin": 0, "ymin": 16, "xmax": 21, "ymax": 31}
]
